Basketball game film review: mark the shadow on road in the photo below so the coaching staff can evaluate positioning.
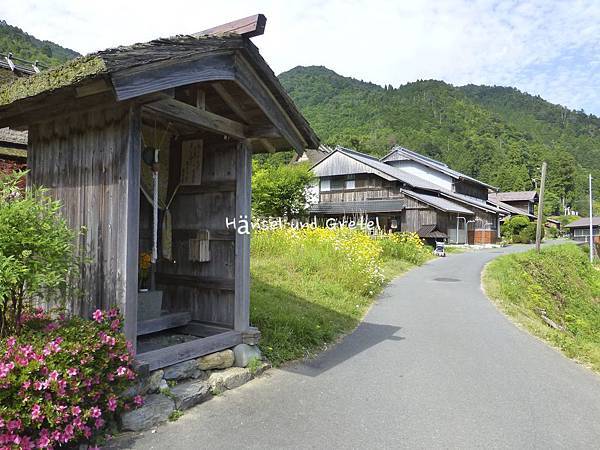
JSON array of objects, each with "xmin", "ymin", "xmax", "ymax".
[{"xmin": 282, "ymin": 321, "xmax": 404, "ymax": 377}]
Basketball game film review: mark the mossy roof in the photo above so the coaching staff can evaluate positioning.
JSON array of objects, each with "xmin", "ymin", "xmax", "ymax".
[{"xmin": 0, "ymin": 55, "xmax": 107, "ymax": 106}]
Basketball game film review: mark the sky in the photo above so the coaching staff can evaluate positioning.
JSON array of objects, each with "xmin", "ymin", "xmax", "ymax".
[{"xmin": 1, "ymin": 0, "xmax": 599, "ymax": 115}]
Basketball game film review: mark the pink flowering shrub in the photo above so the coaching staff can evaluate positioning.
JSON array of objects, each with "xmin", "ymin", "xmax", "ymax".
[{"xmin": 0, "ymin": 308, "xmax": 139, "ymax": 449}]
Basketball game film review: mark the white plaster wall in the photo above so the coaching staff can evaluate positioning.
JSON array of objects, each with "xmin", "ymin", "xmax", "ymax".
[{"xmin": 386, "ymin": 160, "xmax": 453, "ymax": 191}]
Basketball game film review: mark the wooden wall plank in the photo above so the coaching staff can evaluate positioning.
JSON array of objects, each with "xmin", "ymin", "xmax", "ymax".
[{"xmin": 234, "ymin": 142, "xmax": 251, "ymax": 331}]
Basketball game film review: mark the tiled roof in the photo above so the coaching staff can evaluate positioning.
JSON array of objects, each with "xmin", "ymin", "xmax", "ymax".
[
  {"xmin": 489, "ymin": 191, "xmax": 537, "ymax": 202},
  {"xmin": 381, "ymin": 146, "xmax": 498, "ymax": 191},
  {"xmin": 309, "ymin": 199, "xmax": 405, "ymax": 214},
  {"xmin": 403, "ymin": 190, "xmax": 474, "ymax": 214},
  {"xmin": 565, "ymin": 217, "xmax": 600, "ymax": 228}
]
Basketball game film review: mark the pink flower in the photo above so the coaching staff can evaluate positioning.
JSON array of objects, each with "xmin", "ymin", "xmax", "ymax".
[
  {"xmin": 116, "ymin": 366, "xmax": 127, "ymax": 376},
  {"xmin": 133, "ymin": 395, "xmax": 144, "ymax": 406},
  {"xmin": 90, "ymin": 407, "xmax": 102, "ymax": 419},
  {"xmin": 108, "ymin": 308, "xmax": 119, "ymax": 319},
  {"xmin": 66, "ymin": 368, "xmax": 78, "ymax": 378},
  {"xmin": 48, "ymin": 370, "xmax": 59, "ymax": 381},
  {"xmin": 6, "ymin": 337, "xmax": 16, "ymax": 348},
  {"xmin": 94, "ymin": 417, "xmax": 105, "ymax": 429},
  {"xmin": 36, "ymin": 435, "xmax": 50, "ymax": 448},
  {"xmin": 31, "ymin": 404, "xmax": 43, "ymax": 421},
  {"xmin": 107, "ymin": 397, "xmax": 118, "ymax": 412},
  {"xmin": 92, "ymin": 309, "xmax": 104, "ymax": 323},
  {"xmin": 110, "ymin": 319, "xmax": 120, "ymax": 331},
  {"xmin": 21, "ymin": 380, "xmax": 31, "ymax": 390},
  {"xmin": 82, "ymin": 426, "xmax": 92, "ymax": 439},
  {"xmin": 71, "ymin": 406, "xmax": 81, "ymax": 416},
  {"xmin": 107, "ymin": 373, "xmax": 115, "ymax": 382},
  {"xmin": 6, "ymin": 420, "xmax": 21, "ymax": 432}
]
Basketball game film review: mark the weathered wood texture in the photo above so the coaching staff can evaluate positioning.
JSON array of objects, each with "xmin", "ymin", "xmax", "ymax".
[
  {"xmin": 234, "ymin": 142, "xmax": 251, "ymax": 331},
  {"xmin": 28, "ymin": 103, "xmax": 141, "ymax": 340},
  {"xmin": 194, "ymin": 14, "xmax": 267, "ymax": 38},
  {"xmin": 137, "ymin": 312, "xmax": 191, "ymax": 336},
  {"xmin": 137, "ymin": 330, "xmax": 243, "ymax": 371},
  {"xmin": 157, "ymin": 140, "xmax": 238, "ymax": 327}
]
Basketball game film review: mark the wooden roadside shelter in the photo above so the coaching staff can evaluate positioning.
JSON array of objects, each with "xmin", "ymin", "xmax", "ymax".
[{"xmin": 0, "ymin": 15, "xmax": 319, "ymax": 370}]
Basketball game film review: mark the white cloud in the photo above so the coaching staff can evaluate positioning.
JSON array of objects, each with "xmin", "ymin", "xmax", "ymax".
[{"xmin": 1, "ymin": 0, "xmax": 599, "ymax": 114}]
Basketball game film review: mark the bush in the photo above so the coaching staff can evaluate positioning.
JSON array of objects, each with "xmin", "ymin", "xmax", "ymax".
[
  {"xmin": 0, "ymin": 171, "xmax": 78, "ymax": 337},
  {"xmin": 0, "ymin": 308, "xmax": 139, "ymax": 448},
  {"xmin": 501, "ymin": 215, "xmax": 530, "ymax": 241},
  {"xmin": 252, "ymin": 163, "xmax": 315, "ymax": 219},
  {"xmin": 377, "ymin": 232, "xmax": 430, "ymax": 265}
]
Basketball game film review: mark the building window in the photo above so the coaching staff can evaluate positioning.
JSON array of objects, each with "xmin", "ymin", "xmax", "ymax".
[
  {"xmin": 320, "ymin": 178, "xmax": 331, "ymax": 192},
  {"xmin": 330, "ymin": 177, "xmax": 345, "ymax": 190},
  {"xmin": 346, "ymin": 174, "xmax": 355, "ymax": 189}
]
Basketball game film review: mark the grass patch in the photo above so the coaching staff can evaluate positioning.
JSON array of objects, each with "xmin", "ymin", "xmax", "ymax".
[
  {"xmin": 483, "ymin": 243, "xmax": 600, "ymax": 372},
  {"xmin": 250, "ymin": 228, "xmax": 430, "ymax": 366}
]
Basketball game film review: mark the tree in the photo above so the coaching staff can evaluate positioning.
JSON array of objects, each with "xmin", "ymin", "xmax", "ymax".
[
  {"xmin": 252, "ymin": 162, "xmax": 315, "ymax": 218},
  {"xmin": 0, "ymin": 172, "xmax": 78, "ymax": 336}
]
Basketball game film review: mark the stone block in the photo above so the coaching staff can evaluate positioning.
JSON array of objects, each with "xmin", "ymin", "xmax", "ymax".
[
  {"xmin": 120, "ymin": 394, "xmax": 174, "ymax": 431},
  {"xmin": 233, "ymin": 344, "xmax": 262, "ymax": 368},
  {"xmin": 197, "ymin": 349, "xmax": 234, "ymax": 370}
]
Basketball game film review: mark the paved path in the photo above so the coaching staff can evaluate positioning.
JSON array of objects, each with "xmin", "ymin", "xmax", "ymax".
[{"xmin": 117, "ymin": 245, "xmax": 600, "ymax": 449}]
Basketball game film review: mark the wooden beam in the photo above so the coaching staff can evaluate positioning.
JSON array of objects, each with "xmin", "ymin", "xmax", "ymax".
[
  {"xmin": 144, "ymin": 98, "xmax": 246, "ymax": 139},
  {"xmin": 124, "ymin": 105, "xmax": 142, "ymax": 352},
  {"xmin": 246, "ymin": 125, "xmax": 282, "ymax": 139},
  {"xmin": 137, "ymin": 312, "xmax": 192, "ymax": 336},
  {"xmin": 234, "ymin": 142, "xmax": 252, "ymax": 332},
  {"xmin": 193, "ymin": 14, "xmax": 267, "ymax": 38},
  {"xmin": 111, "ymin": 53, "xmax": 236, "ymax": 101},
  {"xmin": 156, "ymin": 272, "xmax": 235, "ymax": 291},
  {"xmin": 234, "ymin": 56, "xmax": 306, "ymax": 153},
  {"xmin": 179, "ymin": 321, "xmax": 232, "ymax": 337},
  {"xmin": 211, "ymin": 82, "xmax": 252, "ymax": 123},
  {"xmin": 177, "ymin": 180, "xmax": 236, "ymax": 194},
  {"xmin": 137, "ymin": 330, "xmax": 243, "ymax": 370},
  {"xmin": 75, "ymin": 78, "xmax": 112, "ymax": 98}
]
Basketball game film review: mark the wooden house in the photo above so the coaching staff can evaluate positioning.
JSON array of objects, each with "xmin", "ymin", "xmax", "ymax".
[
  {"xmin": 310, "ymin": 146, "xmax": 502, "ymax": 244},
  {"xmin": 0, "ymin": 15, "xmax": 319, "ymax": 370},
  {"xmin": 565, "ymin": 217, "xmax": 600, "ymax": 243},
  {"xmin": 488, "ymin": 191, "xmax": 538, "ymax": 216}
]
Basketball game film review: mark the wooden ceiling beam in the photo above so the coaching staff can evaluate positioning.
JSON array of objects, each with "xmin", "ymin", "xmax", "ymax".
[
  {"xmin": 211, "ymin": 82, "xmax": 252, "ymax": 123},
  {"xmin": 143, "ymin": 97, "xmax": 246, "ymax": 139},
  {"xmin": 193, "ymin": 14, "xmax": 267, "ymax": 38}
]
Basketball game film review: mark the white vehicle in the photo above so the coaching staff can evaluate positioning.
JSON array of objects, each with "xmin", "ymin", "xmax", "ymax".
[{"xmin": 433, "ymin": 242, "xmax": 446, "ymax": 257}]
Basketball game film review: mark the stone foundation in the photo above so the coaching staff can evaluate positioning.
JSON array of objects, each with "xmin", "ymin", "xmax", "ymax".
[{"xmin": 120, "ymin": 345, "xmax": 269, "ymax": 431}]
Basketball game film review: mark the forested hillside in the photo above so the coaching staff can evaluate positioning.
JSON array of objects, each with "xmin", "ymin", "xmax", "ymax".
[
  {"xmin": 279, "ymin": 66, "xmax": 600, "ymax": 214},
  {"xmin": 0, "ymin": 20, "xmax": 79, "ymax": 67}
]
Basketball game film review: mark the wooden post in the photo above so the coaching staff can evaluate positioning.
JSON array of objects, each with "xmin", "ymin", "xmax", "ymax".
[
  {"xmin": 234, "ymin": 142, "xmax": 251, "ymax": 331},
  {"xmin": 535, "ymin": 162, "xmax": 547, "ymax": 253},
  {"xmin": 589, "ymin": 174, "xmax": 594, "ymax": 262},
  {"xmin": 124, "ymin": 105, "xmax": 142, "ymax": 351}
]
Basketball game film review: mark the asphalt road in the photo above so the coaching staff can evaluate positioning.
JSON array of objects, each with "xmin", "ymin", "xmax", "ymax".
[{"xmin": 116, "ymin": 244, "xmax": 600, "ymax": 449}]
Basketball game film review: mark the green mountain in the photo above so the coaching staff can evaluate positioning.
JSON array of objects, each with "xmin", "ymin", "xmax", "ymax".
[
  {"xmin": 0, "ymin": 20, "xmax": 80, "ymax": 68},
  {"xmin": 279, "ymin": 66, "xmax": 600, "ymax": 214}
]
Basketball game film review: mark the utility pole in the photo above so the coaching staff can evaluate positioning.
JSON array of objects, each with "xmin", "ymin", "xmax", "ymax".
[
  {"xmin": 535, "ymin": 162, "xmax": 547, "ymax": 253},
  {"xmin": 589, "ymin": 174, "xmax": 594, "ymax": 262}
]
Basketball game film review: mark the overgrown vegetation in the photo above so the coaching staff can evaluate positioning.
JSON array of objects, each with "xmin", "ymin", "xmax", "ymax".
[
  {"xmin": 501, "ymin": 215, "xmax": 543, "ymax": 244},
  {"xmin": 252, "ymin": 162, "xmax": 315, "ymax": 218},
  {"xmin": 250, "ymin": 228, "xmax": 430, "ymax": 365},
  {"xmin": 483, "ymin": 244, "xmax": 600, "ymax": 372},
  {"xmin": 0, "ymin": 172, "xmax": 78, "ymax": 337},
  {"xmin": 0, "ymin": 308, "xmax": 140, "ymax": 448},
  {"xmin": 279, "ymin": 66, "xmax": 600, "ymax": 213},
  {"xmin": 0, "ymin": 20, "xmax": 80, "ymax": 67}
]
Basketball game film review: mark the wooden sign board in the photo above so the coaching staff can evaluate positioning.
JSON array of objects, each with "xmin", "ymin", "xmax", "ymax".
[{"xmin": 180, "ymin": 139, "xmax": 203, "ymax": 185}]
